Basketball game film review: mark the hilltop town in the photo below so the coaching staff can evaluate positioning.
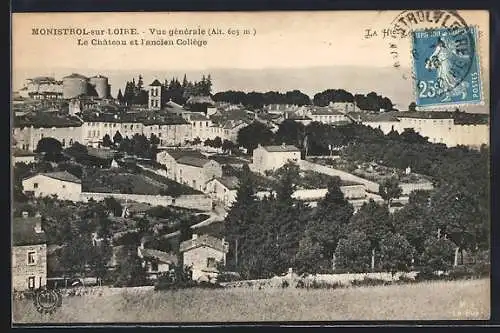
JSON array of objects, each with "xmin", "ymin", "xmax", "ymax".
[{"xmin": 11, "ymin": 72, "xmax": 489, "ymax": 292}]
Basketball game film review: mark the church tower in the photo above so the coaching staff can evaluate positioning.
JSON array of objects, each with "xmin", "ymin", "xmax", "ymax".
[{"xmin": 148, "ymin": 79, "xmax": 162, "ymax": 110}]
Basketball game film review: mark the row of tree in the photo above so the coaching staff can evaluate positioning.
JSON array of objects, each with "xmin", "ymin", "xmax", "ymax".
[
  {"xmin": 117, "ymin": 74, "xmax": 213, "ymax": 106},
  {"xmin": 236, "ymin": 119, "xmax": 428, "ymax": 155},
  {"xmin": 212, "ymin": 89, "xmax": 395, "ymax": 111},
  {"xmin": 224, "ymin": 160, "xmax": 486, "ymax": 279},
  {"xmin": 312, "ymin": 89, "xmax": 395, "ymax": 111},
  {"xmin": 212, "ymin": 90, "xmax": 311, "ymax": 108}
]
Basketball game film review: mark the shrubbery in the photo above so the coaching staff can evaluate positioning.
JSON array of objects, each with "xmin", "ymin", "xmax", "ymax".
[{"xmin": 154, "ymin": 265, "xmax": 224, "ymax": 291}]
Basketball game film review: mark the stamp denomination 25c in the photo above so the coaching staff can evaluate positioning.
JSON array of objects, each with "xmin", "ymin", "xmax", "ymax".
[{"xmin": 412, "ymin": 26, "xmax": 482, "ymax": 107}]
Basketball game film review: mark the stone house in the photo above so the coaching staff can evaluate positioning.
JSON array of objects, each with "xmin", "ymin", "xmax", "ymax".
[
  {"xmin": 205, "ymin": 176, "xmax": 239, "ymax": 208},
  {"xmin": 12, "ymin": 212, "xmax": 47, "ymax": 291},
  {"xmin": 22, "ymin": 171, "xmax": 82, "ymax": 202},
  {"xmin": 156, "ymin": 149, "xmax": 206, "ymax": 180},
  {"xmin": 252, "ymin": 144, "xmax": 301, "ymax": 174},
  {"xmin": 180, "ymin": 234, "xmax": 229, "ymax": 281},
  {"xmin": 175, "ymin": 156, "xmax": 223, "ymax": 192},
  {"xmin": 137, "ymin": 245, "xmax": 178, "ymax": 280}
]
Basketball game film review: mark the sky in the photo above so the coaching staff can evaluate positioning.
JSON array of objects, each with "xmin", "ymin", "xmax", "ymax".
[{"xmin": 12, "ymin": 10, "xmax": 489, "ymax": 112}]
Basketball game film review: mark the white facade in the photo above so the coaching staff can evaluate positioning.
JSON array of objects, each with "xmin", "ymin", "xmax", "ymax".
[
  {"xmin": 252, "ymin": 144, "xmax": 301, "ymax": 174},
  {"xmin": 22, "ymin": 173, "xmax": 82, "ymax": 201},
  {"xmin": 362, "ymin": 115, "xmax": 489, "ymax": 148},
  {"xmin": 13, "ymin": 125, "xmax": 82, "ymax": 152},
  {"xmin": 205, "ymin": 178, "xmax": 238, "ymax": 208}
]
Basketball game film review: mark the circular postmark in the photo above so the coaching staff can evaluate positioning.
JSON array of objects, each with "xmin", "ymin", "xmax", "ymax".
[
  {"xmin": 33, "ymin": 288, "xmax": 63, "ymax": 314},
  {"xmin": 386, "ymin": 10, "xmax": 476, "ymax": 97}
]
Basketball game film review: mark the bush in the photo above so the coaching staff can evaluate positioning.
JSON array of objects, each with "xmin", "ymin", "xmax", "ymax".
[
  {"xmin": 295, "ymin": 279, "xmax": 342, "ymax": 290},
  {"xmin": 351, "ymin": 277, "xmax": 390, "ymax": 287},
  {"xmin": 216, "ymin": 272, "xmax": 242, "ymax": 283},
  {"xmin": 154, "ymin": 265, "xmax": 224, "ymax": 291}
]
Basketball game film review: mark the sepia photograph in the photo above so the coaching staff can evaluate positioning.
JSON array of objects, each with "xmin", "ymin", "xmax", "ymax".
[{"xmin": 11, "ymin": 10, "xmax": 490, "ymax": 323}]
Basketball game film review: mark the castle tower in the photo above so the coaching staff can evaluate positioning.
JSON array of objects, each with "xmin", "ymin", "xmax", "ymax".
[{"xmin": 148, "ymin": 79, "xmax": 162, "ymax": 110}]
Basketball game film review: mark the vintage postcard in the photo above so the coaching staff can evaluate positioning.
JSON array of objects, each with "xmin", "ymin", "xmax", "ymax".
[{"xmin": 11, "ymin": 10, "xmax": 490, "ymax": 324}]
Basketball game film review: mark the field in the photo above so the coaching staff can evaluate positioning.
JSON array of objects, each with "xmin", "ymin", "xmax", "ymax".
[{"xmin": 13, "ymin": 279, "xmax": 489, "ymax": 323}]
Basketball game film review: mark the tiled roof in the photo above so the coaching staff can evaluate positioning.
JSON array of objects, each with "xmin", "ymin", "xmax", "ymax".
[
  {"xmin": 163, "ymin": 149, "xmax": 206, "ymax": 161},
  {"xmin": 179, "ymin": 234, "xmax": 227, "ymax": 253},
  {"xmin": 63, "ymin": 73, "xmax": 88, "ymax": 80},
  {"xmin": 41, "ymin": 171, "xmax": 81, "ymax": 184},
  {"xmin": 389, "ymin": 111, "xmax": 489, "ymax": 125},
  {"xmin": 12, "ymin": 217, "xmax": 46, "ymax": 246},
  {"xmin": 348, "ymin": 112, "xmax": 401, "ymax": 122},
  {"xmin": 183, "ymin": 112, "xmax": 208, "ymax": 121},
  {"xmin": 213, "ymin": 176, "xmax": 239, "ymax": 190},
  {"xmin": 186, "ymin": 95, "xmax": 215, "ymax": 105},
  {"xmin": 177, "ymin": 156, "xmax": 211, "ymax": 168},
  {"xmin": 139, "ymin": 247, "xmax": 178, "ymax": 264},
  {"xmin": 310, "ymin": 108, "xmax": 345, "ymax": 116},
  {"xmin": 209, "ymin": 155, "xmax": 248, "ymax": 165},
  {"xmin": 14, "ymin": 113, "xmax": 83, "ymax": 128},
  {"xmin": 260, "ymin": 145, "xmax": 300, "ymax": 153},
  {"xmin": 149, "ymin": 79, "xmax": 162, "ymax": 87}
]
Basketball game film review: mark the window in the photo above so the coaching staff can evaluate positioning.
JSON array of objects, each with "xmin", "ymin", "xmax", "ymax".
[
  {"xmin": 27, "ymin": 251, "xmax": 37, "ymax": 265},
  {"xmin": 28, "ymin": 276, "xmax": 35, "ymax": 290},
  {"xmin": 62, "ymin": 185, "xmax": 66, "ymax": 189},
  {"xmin": 207, "ymin": 257, "xmax": 216, "ymax": 268},
  {"xmin": 33, "ymin": 183, "xmax": 38, "ymax": 189}
]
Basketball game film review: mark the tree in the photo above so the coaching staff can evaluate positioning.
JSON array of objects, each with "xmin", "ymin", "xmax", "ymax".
[
  {"xmin": 305, "ymin": 177, "xmax": 354, "ymax": 263},
  {"xmin": 102, "ymin": 134, "xmax": 113, "ymax": 147},
  {"xmin": 275, "ymin": 120, "xmax": 305, "ymax": 148},
  {"xmin": 378, "ymin": 233, "xmax": 415, "ymax": 275},
  {"xmin": 294, "ymin": 234, "xmax": 325, "ymax": 275},
  {"xmin": 420, "ymin": 237, "xmax": 457, "ymax": 272},
  {"xmin": 192, "ymin": 137, "xmax": 202, "ymax": 146},
  {"xmin": 221, "ymin": 139, "xmax": 234, "ymax": 154},
  {"xmin": 379, "ymin": 177, "xmax": 403, "ymax": 208},
  {"xmin": 103, "ymin": 197, "xmax": 123, "ymax": 217},
  {"xmin": 408, "ymin": 102, "xmax": 417, "ymax": 111},
  {"xmin": 149, "ymin": 133, "xmax": 160, "ymax": 146},
  {"xmin": 204, "ymin": 138, "xmax": 213, "ymax": 147},
  {"xmin": 113, "ymin": 131, "xmax": 123, "ymax": 145},
  {"xmin": 237, "ymin": 122, "xmax": 274, "ymax": 154},
  {"xmin": 348, "ymin": 199, "xmax": 392, "ymax": 252},
  {"xmin": 117, "ymin": 89, "xmax": 124, "ymax": 104},
  {"xmin": 335, "ymin": 231, "xmax": 372, "ymax": 273},
  {"xmin": 223, "ymin": 164, "xmax": 258, "ymax": 271},
  {"xmin": 429, "ymin": 184, "xmax": 488, "ymax": 262},
  {"xmin": 36, "ymin": 137, "xmax": 63, "ymax": 161},
  {"xmin": 212, "ymin": 136, "xmax": 223, "ymax": 149},
  {"xmin": 114, "ymin": 248, "xmax": 148, "ymax": 287},
  {"xmin": 392, "ymin": 190, "xmax": 435, "ymax": 256}
]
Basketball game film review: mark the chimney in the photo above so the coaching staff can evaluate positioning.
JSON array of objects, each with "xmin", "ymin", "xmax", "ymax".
[
  {"xmin": 34, "ymin": 217, "xmax": 43, "ymax": 233},
  {"xmin": 21, "ymin": 211, "xmax": 29, "ymax": 218}
]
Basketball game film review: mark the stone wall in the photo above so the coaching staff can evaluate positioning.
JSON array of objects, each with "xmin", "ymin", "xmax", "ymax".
[{"xmin": 80, "ymin": 192, "xmax": 212, "ymax": 211}]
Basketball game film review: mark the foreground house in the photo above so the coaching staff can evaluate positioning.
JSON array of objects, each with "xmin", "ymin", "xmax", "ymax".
[
  {"xmin": 22, "ymin": 171, "xmax": 82, "ymax": 201},
  {"xmin": 180, "ymin": 234, "xmax": 228, "ymax": 281},
  {"xmin": 138, "ymin": 246, "xmax": 178, "ymax": 280},
  {"xmin": 12, "ymin": 213, "xmax": 47, "ymax": 291},
  {"xmin": 252, "ymin": 144, "xmax": 301, "ymax": 174}
]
